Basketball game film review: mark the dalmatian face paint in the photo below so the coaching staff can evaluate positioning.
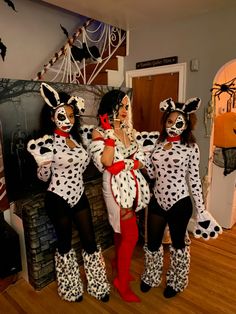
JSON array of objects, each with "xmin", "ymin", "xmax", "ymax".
[
  {"xmin": 53, "ymin": 105, "xmax": 75, "ymax": 132},
  {"xmin": 166, "ymin": 111, "xmax": 186, "ymax": 137}
]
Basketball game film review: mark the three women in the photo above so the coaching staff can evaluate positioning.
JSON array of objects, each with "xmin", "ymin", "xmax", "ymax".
[{"xmin": 28, "ymin": 85, "xmax": 222, "ymax": 303}]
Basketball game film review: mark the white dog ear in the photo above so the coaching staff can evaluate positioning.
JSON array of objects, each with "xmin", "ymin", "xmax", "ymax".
[
  {"xmin": 159, "ymin": 98, "xmax": 176, "ymax": 112},
  {"xmin": 184, "ymin": 97, "xmax": 201, "ymax": 114},
  {"xmin": 67, "ymin": 96, "xmax": 85, "ymax": 115},
  {"xmin": 40, "ymin": 82, "xmax": 61, "ymax": 108}
]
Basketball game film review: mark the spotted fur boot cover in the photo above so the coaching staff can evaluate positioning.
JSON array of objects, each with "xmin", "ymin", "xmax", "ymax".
[
  {"xmin": 82, "ymin": 246, "xmax": 110, "ymax": 300},
  {"xmin": 166, "ymin": 245, "xmax": 191, "ymax": 292},
  {"xmin": 141, "ymin": 245, "xmax": 164, "ymax": 287},
  {"xmin": 54, "ymin": 248, "xmax": 83, "ymax": 301}
]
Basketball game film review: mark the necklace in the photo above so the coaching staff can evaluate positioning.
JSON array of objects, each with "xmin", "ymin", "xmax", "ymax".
[
  {"xmin": 114, "ymin": 128, "xmax": 129, "ymax": 147},
  {"xmin": 163, "ymin": 142, "xmax": 173, "ymax": 150}
]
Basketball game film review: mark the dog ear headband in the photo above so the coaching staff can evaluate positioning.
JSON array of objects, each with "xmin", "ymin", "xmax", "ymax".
[
  {"xmin": 159, "ymin": 97, "xmax": 201, "ymax": 114},
  {"xmin": 40, "ymin": 82, "xmax": 85, "ymax": 115}
]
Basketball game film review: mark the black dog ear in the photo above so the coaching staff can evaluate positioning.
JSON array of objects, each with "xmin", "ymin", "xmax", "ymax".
[
  {"xmin": 159, "ymin": 98, "xmax": 176, "ymax": 112},
  {"xmin": 183, "ymin": 97, "xmax": 201, "ymax": 114},
  {"xmin": 40, "ymin": 83, "xmax": 61, "ymax": 108}
]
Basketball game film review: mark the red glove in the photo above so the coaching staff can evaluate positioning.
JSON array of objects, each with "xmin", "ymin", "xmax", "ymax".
[
  {"xmin": 104, "ymin": 138, "xmax": 115, "ymax": 147},
  {"xmin": 133, "ymin": 159, "xmax": 139, "ymax": 170},
  {"xmin": 106, "ymin": 161, "xmax": 125, "ymax": 175},
  {"xmin": 99, "ymin": 114, "xmax": 112, "ymax": 130}
]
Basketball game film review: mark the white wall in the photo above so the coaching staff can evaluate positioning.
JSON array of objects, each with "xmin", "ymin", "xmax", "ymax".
[
  {"xmin": 125, "ymin": 5, "xmax": 236, "ymax": 176},
  {"xmin": 0, "ymin": 0, "xmax": 87, "ymax": 80}
]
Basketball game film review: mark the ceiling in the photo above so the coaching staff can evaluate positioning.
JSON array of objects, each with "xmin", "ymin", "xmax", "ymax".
[{"xmin": 42, "ymin": 0, "xmax": 236, "ymax": 31}]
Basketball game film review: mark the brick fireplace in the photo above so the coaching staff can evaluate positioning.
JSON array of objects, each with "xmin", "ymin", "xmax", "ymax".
[{"xmin": 20, "ymin": 171, "xmax": 113, "ymax": 290}]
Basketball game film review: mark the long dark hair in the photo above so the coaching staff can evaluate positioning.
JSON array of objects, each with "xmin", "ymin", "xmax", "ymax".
[
  {"xmin": 158, "ymin": 109, "xmax": 197, "ymax": 146},
  {"xmin": 39, "ymin": 91, "xmax": 82, "ymax": 143},
  {"xmin": 97, "ymin": 89, "xmax": 126, "ymax": 122}
]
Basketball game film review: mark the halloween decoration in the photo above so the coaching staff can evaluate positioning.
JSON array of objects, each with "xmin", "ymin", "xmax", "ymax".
[
  {"xmin": 60, "ymin": 24, "xmax": 69, "ymax": 38},
  {"xmin": 60, "ymin": 25, "xmax": 101, "ymax": 63},
  {"xmin": 35, "ymin": 19, "xmax": 94, "ymax": 80},
  {"xmin": 0, "ymin": 39, "xmax": 7, "ymax": 61},
  {"xmin": 4, "ymin": 0, "xmax": 17, "ymax": 12},
  {"xmin": 211, "ymin": 77, "xmax": 236, "ymax": 99},
  {"xmin": 213, "ymin": 112, "xmax": 236, "ymax": 176},
  {"xmin": 214, "ymin": 112, "xmax": 236, "ymax": 148},
  {"xmin": 204, "ymin": 99, "xmax": 214, "ymax": 137},
  {"xmin": 71, "ymin": 43, "xmax": 101, "ymax": 63},
  {"xmin": 34, "ymin": 20, "xmax": 126, "ymax": 85},
  {"xmin": 1, "ymin": 0, "xmax": 17, "ymax": 62}
]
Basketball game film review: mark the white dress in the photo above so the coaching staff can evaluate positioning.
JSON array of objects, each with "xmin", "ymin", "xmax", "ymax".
[{"xmin": 90, "ymin": 127, "xmax": 150, "ymax": 233}]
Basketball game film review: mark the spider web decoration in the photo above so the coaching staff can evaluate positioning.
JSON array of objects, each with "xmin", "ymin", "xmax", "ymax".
[{"xmin": 34, "ymin": 19, "xmax": 126, "ymax": 85}]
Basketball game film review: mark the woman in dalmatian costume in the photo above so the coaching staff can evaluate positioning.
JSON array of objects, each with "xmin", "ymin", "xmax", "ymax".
[
  {"xmin": 27, "ymin": 83, "xmax": 110, "ymax": 303},
  {"xmin": 140, "ymin": 97, "xmax": 222, "ymax": 298},
  {"xmin": 90, "ymin": 90, "xmax": 150, "ymax": 302}
]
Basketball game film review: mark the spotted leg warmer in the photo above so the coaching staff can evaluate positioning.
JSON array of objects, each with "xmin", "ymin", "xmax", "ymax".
[
  {"xmin": 54, "ymin": 248, "xmax": 83, "ymax": 302},
  {"xmin": 141, "ymin": 244, "xmax": 164, "ymax": 287},
  {"xmin": 82, "ymin": 246, "xmax": 110, "ymax": 300},
  {"xmin": 166, "ymin": 245, "xmax": 190, "ymax": 292}
]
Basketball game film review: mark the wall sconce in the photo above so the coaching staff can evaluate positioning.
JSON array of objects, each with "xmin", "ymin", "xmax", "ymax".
[{"xmin": 190, "ymin": 59, "xmax": 199, "ymax": 72}]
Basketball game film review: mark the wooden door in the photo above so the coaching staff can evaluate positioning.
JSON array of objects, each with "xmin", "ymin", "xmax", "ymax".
[{"xmin": 132, "ymin": 72, "xmax": 179, "ymax": 132}]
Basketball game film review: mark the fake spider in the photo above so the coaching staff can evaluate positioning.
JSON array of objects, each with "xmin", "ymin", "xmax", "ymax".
[{"xmin": 211, "ymin": 77, "xmax": 236, "ymax": 99}]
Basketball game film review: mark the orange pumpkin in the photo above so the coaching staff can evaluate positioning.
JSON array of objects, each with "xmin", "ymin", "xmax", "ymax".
[{"xmin": 214, "ymin": 112, "xmax": 236, "ymax": 148}]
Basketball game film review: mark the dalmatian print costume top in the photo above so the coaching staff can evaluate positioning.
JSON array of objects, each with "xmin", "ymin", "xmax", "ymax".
[
  {"xmin": 38, "ymin": 133, "xmax": 90, "ymax": 207},
  {"xmin": 146, "ymin": 140, "xmax": 205, "ymax": 212},
  {"xmin": 90, "ymin": 127, "xmax": 150, "ymax": 231}
]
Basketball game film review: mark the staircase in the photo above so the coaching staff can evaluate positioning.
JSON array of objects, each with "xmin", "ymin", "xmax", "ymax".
[
  {"xmin": 34, "ymin": 21, "xmax": 127, "ymax": 87},
  {"xmin": 76, "ymin": 38, "xmax": 127, "ymax": 86}
]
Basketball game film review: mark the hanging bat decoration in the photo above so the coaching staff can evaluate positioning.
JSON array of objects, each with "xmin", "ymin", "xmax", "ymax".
[
  {"xmin": 71, "ymin": 43, "xmax": 101, "ymax": 62},
  {"xmin": 60, "ymin": 24, "xmax": 102, "ymax": 63},
  {"xmin": 0, "ymin": 39, "xmax": 7, "ymax": 61},
  {"xmin": 3, "ymin": 0, "xmax": 18, "ymax": 12},
  {"xmin": 60, "ymin": 24, "xmax": 69, "ymax": 38}
]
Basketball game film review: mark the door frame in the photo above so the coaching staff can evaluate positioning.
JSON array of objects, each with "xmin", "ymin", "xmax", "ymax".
[
  {"xmin": 125, "ymin": 62, "xmax": 187, "ymax": 102},
  {"xmin": 206, "ymin": 59, "xmax": 236, "ymax": 212}
]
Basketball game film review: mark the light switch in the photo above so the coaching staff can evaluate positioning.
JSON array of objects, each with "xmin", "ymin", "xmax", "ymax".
[{"xmin": 190, "ymin": 59, "xmax": 199, "ymax": 72}]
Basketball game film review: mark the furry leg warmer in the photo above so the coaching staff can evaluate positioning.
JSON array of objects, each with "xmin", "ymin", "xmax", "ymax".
[
  {"xmin": 54, "ymin": 248, "xmax": 83, "ymax": 302},
  {"xmin": 82, "ymin": 245, "xmax": 110, "ymax": 301},
  {"xmin": 165, "ymin": 245, "xmax": 190, "ymax": 296},
  {"xmin": 141, "ymin": 244, "xmax": 164, "ymax": 292}
]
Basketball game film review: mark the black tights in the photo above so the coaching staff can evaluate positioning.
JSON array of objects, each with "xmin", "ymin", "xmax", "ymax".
[
  {"xmin": 147, "ymin": 196, "xmax": 192, "ymax": 251},
  {"xmin": 45, "ymin": 191, "xmax": 97, "ymax": 255}
]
